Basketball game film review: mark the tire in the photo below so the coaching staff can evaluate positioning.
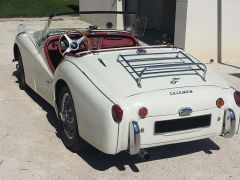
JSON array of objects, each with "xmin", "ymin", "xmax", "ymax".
[
  {"xmin": 58, "ymin": 85, "xmax": 87, "ymax": 152},
  {"xmin": 16, "ymin": 49, "xmax": 26, "ymax": 90}
]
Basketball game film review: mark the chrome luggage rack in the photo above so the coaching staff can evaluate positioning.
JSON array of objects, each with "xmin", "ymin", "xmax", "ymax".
[{"xmin": 117, "ymin": 50, "xmax": 207, "ymax": 88}]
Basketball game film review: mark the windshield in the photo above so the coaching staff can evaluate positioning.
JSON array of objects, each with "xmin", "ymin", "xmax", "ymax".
[{"xmin": 39, "ymin": 11, "xmax": 147, "ymax": 43}]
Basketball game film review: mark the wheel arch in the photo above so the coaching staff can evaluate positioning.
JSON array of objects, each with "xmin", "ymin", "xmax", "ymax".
[
  {"xmin": 55, "ymin": 79, "xmax": 68, "ymax": 108},
  {"xmin": 13, "ymin": 43, "xmax": 20, "ymax": 61}
]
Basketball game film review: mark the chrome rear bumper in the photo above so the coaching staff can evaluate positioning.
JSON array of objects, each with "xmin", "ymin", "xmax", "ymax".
[
  {"xmin": 129, "ymin": 121, "xmax": 141, "ymax": 155},
  {"xmin": 128, "ymin": 108, "xmax": 236, "ymax": 155},
  {"xmin": 222, "ymin": 108, "xmax": 236, "ymax": 138}
]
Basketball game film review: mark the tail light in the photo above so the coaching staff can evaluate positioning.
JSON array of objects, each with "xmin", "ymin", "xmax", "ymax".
[
  {"xmin": 112, "ymin": 105, "xmax": 123, "ymax": 123},
  {"xmin": 216, "ymin": 98, "xmax": 224, "ymax": 108},
  {"xmin": 234, "ymin": 91, "xmax": 240, "ymax": 107},
  {"xmin": 139, "ymin": 107, "xmax": 148, "ymax": 119}
]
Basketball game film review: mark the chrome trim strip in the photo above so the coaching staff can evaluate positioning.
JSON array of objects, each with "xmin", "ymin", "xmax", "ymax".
[
  {"xmin": 129, "ymin": 121, "xmax": 141, "ymax": 155},
  {"xmin": 222, "ymin": 108, "xmax": 236, "ymax": 138}
]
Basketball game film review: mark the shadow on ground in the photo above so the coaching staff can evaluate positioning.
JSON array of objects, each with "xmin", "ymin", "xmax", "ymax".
[
  {"xmin": 219, "ymin": 63, "xmax": 240, "ymax": 79},
  {"xmin": 17, "ymin": 80, "xmax": 220, "ymax": 172},
  {"xmin": 24, "ymin": 86, "xmax": 61, "ymax": 138},
  {"xmin": 230, "ymin": 73, "xmax": 240, "ymax": 79},
  {"xmin": 220, "ymin": 62, "xmax": 240, "ymax": 70},
  {"xmin": 78, "ymin": 138, "xmax": 219, "ymax": 172}
]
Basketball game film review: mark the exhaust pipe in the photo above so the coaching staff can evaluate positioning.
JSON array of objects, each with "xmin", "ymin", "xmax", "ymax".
[{"xmin": 138, "ymin": 149, "xmax": 150, "ymax": 160}]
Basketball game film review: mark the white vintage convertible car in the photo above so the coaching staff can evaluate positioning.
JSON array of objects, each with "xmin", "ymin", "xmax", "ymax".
[{"xmin": 13, "ymin": 11, "xmax": 240, "ymax": 157}]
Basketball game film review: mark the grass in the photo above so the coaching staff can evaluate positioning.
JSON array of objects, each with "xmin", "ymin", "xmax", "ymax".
[{"xmin": 0, "ymin": 0, "xmax": 79, "ymax": 18}]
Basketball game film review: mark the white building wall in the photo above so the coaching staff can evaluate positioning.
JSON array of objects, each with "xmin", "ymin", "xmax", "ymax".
[
  {"xmin": 79, "ymin": 0, "xmax": 123, "ymax": 29},
  {"xmin": 175, "ymin": 0, "xmax": 218, "ymax": 62},
  {"xmin": 79, "ymin": 0, "xmax": 117, "ymax": 11},
  {"xmin": 174, "ymin": 0, "xmax": 188, "ymax": 49},
  {"xmin": 185, "ymin": 0, "xmax": 218, "ymax": 62},
  {"xmin": 175, "ymin": 0, "xmax": 240, "ymax": 63},
  {"xmin": 222, "ymin": 0, "xmax": 240, "ymax": 62}
]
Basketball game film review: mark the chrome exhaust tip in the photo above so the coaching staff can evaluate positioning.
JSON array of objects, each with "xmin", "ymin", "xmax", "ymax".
[{"xmin": 138, "ymin": 149, "xmax": 150, "ymax": 160}]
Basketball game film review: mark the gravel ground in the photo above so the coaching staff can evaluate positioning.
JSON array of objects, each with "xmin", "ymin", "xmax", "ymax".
[{"xmin": 0, "ymin": 18, "xmax": 240, "ymax": 180}]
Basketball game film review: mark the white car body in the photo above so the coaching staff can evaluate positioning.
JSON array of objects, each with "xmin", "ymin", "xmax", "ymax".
[{"xmin": 13, "ymin": 12, "xmax": 240, "ymax": 155}]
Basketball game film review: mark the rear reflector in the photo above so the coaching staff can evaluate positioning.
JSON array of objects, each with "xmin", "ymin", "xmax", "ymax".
[
  {"xmin": 216, "ymin": 98, "xmax": 224, "ymax": 108},
  {"xmin": 139, "ymin": 107, "xmax": 148, "ymax": 119},
  {"xmin": 112, "ymin": 105, "xmax": 123, "ymax": 123},
  {"xmin": 234, "ymin": 91, "xmax": 240, "ymax": 107}
]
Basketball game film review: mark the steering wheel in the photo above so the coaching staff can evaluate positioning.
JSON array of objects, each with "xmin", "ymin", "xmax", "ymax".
[{"xmin": 58, "ymin": 30, "xmax": 89, "ymax": 56}]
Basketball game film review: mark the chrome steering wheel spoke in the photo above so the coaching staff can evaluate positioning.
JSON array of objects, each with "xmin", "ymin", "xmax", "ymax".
[
  {"xmin": 63, "ymin": 47, "xmax": 71, "ymax": 55},
  {"xmin": 60, "ymin": 32, "xmax": 88, "ymax": 56},
  {"xmin": 76, "ymin": 36, "xmax": 85, "ymax": 45},
  {"xmin": 64, "ymin": 34, "xmax": 73, "ymax": 44}
]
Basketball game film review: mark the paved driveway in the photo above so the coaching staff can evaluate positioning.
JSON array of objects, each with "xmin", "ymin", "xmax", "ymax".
[{"xmin": 0, "ymin": 18, "xmax": 240, "ymax": 180}]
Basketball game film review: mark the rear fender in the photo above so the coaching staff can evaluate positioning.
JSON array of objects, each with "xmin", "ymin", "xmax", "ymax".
[{"xmin": 54, "ymin": 60, "xmax": 119, "ymax": 154}]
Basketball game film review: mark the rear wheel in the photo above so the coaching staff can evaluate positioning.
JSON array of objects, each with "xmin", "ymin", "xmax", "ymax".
[
  {"xmin": 58, "ymin": 86, "xmax": 87, "ymax": 152},
  {"xmin": 16, "ymin": 49, "xmax": 26, "ymax": 90}
]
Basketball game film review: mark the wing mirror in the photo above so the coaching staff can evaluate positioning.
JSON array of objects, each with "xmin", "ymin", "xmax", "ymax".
[{"xmin": 17, "ymin": 23, "xmax": 27, "ymax": 33}]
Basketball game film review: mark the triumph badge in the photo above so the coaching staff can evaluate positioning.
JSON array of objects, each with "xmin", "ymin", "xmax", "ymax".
[
  {"xmin": 179, "ymin": 107, "xmax": 193, "ymax": 117},
  {"xmin": 170, "ymin": 77, "xmax": 180, "ymax": 84}
]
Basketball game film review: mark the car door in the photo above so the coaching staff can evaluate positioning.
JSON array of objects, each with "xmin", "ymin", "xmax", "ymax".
[
  {"xmin": 32, "ymin": 43, "xmax": 54, "ymax": 105},
  {"xmin": 19, "ymin": 31, "xmax": 54, "ymax": 105}
]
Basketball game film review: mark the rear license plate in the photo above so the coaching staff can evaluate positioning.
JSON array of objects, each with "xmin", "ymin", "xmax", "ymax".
[{"xmin": 154, "ymin": 114, "xmax": 211, "ymax": 134}]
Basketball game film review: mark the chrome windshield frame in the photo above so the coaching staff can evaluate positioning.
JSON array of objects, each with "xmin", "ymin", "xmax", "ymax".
[{"xmin": 40, "ymin": 11, "xmax": 139, "ymax": 44}]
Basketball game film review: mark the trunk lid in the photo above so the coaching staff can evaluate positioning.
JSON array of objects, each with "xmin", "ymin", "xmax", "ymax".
[
  {"xmin": 121, "ymin": 85, "xmax": 227, "ymax": 117},
  {"xmin": 68, "ymin": 48, "xmax": 230, "ymax": 101}
]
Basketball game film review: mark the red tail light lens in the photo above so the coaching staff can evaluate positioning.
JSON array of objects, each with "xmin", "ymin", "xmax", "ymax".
[
  {"xmin": 216, "ymin": 98, "xmax": 224, "ymax": 108},
  {"xmin": 112, "ymin": 105, "xmax": 123, "ymax": 123},
  {"xmin": 139, "ymin": 107, "xmax": 148, "ymax": 119},
  {"xmin": 234, "ymin": 91, "xmax": 240, "ymax": 107}
]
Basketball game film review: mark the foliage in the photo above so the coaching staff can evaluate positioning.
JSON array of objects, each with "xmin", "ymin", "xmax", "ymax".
[{"xmin": 0, "ymin": 0, "xmax": 79, "ymax": 18}]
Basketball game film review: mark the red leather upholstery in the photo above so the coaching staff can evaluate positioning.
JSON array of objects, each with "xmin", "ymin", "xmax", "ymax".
[{"xmin": 44, "ymin": 32, "xmax": 139, "ymax": 72}]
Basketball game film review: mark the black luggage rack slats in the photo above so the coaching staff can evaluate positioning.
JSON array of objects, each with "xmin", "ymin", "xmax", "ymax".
[{"xmin": 117, "ymin": 50, "xmax": 207, "ymax": 88}]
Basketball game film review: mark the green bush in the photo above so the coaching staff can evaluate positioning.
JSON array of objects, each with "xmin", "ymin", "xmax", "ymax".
[{"xmin": 0, "ymin": 0, "xmax": 79, "ymax": 18}]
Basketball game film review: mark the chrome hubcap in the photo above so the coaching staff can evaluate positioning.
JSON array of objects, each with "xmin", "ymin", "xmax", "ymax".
[{"xmin": 60, "ymin": 93, "xmax": 75, "ymax": 139}]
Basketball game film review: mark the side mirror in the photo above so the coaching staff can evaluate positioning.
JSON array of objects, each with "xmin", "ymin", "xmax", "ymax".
[{"xmin": 17, "ymin": 23, "xmax": 27, "ymax": 33}]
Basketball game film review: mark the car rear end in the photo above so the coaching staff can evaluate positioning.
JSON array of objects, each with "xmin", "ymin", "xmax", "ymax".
[
  {"xmin": 115, "ymin": 86, "xmax": 240, "ymax": 154},
  {"xmin": 68, "ymin": 47, "xmax": 239, "ymax": 155}
]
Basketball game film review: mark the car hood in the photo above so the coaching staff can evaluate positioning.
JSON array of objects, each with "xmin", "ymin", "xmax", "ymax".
[{"xmin": 67, "ymin": 49, "xmax": 230, "ymax": 102}]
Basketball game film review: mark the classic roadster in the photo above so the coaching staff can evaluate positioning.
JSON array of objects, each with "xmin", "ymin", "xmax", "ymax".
[{"xmin": 13, "ymin": 11, "xmax": 240, "ymax": 156}]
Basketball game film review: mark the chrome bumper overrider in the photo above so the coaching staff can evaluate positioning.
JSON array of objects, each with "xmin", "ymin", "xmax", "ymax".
[
  {"xmin": 222, "ymin": 108, "xmax": 236, "ymax": 138},
  {"xmin": 129, "ymin": 121, "xmax": 141, "ymax": 155}
]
